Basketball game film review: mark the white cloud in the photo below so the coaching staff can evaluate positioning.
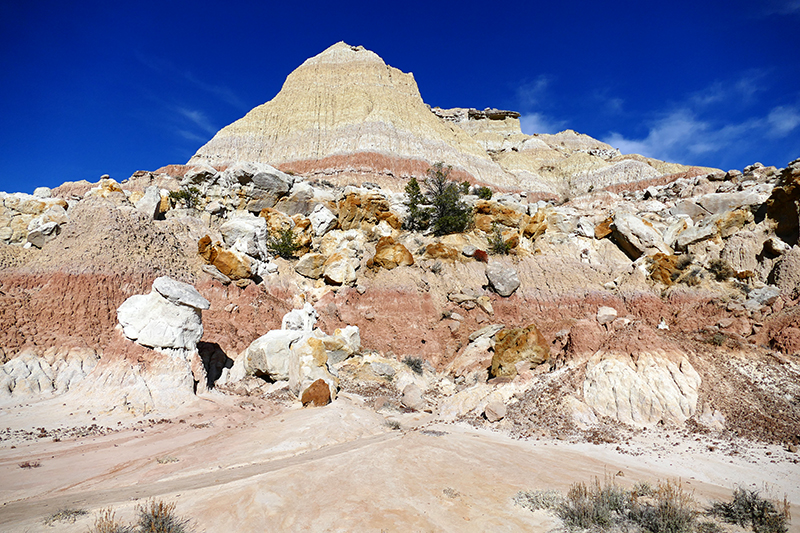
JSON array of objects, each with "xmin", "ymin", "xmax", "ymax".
[
  {"xmin": 519, "ymin": 113, "xmax": 567, "ymax": 135},
  {"xmin": 516, "ymin": 75, "xmax": 553, "ymax": 108},
  {"xmin": 767, "ymin": 105, "xmax": 800, "ymax": 137},
  {"xmin": 603, "ymin": 103, "xmax": 798, "ymax": 166},
  {"xmin": 175, "ymin": 107, "xmax": 217, "ymax": 136}
]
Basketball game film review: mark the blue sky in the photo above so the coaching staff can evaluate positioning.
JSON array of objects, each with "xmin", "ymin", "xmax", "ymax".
[{"xmin": 1, "ymin": 0, "xmax": 798, "ymax": 194}]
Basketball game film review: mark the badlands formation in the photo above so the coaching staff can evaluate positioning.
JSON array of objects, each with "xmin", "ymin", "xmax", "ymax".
[{"xmin": 1, "ymin": 42, "xmax": 799, "ymax": 531}]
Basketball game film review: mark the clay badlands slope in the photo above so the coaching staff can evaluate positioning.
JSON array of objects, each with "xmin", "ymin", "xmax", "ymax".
[
  {"xmin": 189, "ymin": 42, "xmax": 713, "ymax": 197},
  {"xmin": 1, "ymin": 42, "xmax": 799, "ymax": 531}
]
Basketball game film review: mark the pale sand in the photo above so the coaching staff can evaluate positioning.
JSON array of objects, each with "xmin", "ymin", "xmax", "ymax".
[{"xmin": 1, "ymin": 392, "xmax": 797, "ymax": 532}]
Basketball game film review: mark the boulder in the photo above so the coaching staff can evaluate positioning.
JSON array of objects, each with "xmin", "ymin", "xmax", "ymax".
[
  {"xmin": 309, "ymin": 204, "xmax": 338, "ymax": 236},
  {"xmin": 243, "ymin": 329, "xmax": 305, "ymax": 381},
  {"xmin": 301, "ymin": 378, "xmax": 331, "ymax": 407},
  {"xmin": 490, "ymin": 324, "xmax": 549, "ymax": 378},
  {"xmin": 117, "ymin": 277, "xmax": 207, "ymax": 351},
  {"xmin": 295, "ymin": 252, "xmax": 327, "ymax": 279},
  {"xmin": 696, "ymin": 191, "xmax": 770, "ymax": 215},
  {"xmin": 582, "ymin": 325, "xmax": 701, "ymax": 426},
  {"xmin": 596, "ymin": 306, "xmax": 618, "ymax": 325},
  {"xmin": 424, "ymin": 243, "xmax": 460, "ymax": 261},
  {"xmin": 153, "ymin": 276, "xmax": 210, "ymax": 310},
  {"xmin": 198, "ymin": 235, "xmax": 252, "ymax": 280},
  {"xmin": 323, "ymin": 253, "xmax": 358, "ymax": 285},
  {"xmin": 484, "ymin": 401, "xmax": 507, "ymax": 422},
  {"xmin": 401, "ymin": 383, "xmax": 425, "ymax": 411},
  {"xmin": 220, "ymin": 214, "xmax": 269, "ymax": 260},
  {"xmin": 772, "ymin": 247, "xmax": 800, "ymax": 299},
  {"xmin": 765, "ymin": 160, "xmax": 800, "ymax": 245},
  {"xmin": 611, "ymin": 212, "xmax": 671, "ymax": 259},
  {"xmin": 135, "ymin": 186, "xmax": 162, "ymax": 219},
  {"xmin": 369, "ymin": 236, "xmax": 414, "ymax": 269},
  {"xmin": 485, "ymin": 262, "xmax": 520, "ymax": 297}
]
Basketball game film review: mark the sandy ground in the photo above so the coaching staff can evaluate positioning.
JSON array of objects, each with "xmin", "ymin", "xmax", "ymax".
[{"xmin": 1, "ymin": 392, "xmax": 798, "ymax": 533}]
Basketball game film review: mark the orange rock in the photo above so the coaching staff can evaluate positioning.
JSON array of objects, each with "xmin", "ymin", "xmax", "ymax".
[
  {"xmin": 370, "ymin": 236, "xmax": 414, "ymax": 269},
  {"xmin": 595, "ymin": 217, "xmax": 613, "ymax": 239},
  {"xmin": 424, "ymin": 243, "xmax": 460, "ymax": 261},
  {"xmin": 337, "ymin": 191, "xmax": 395, "ymax": 232},
  {"xmin": 198, "ymin": 235, "xmax": 251, "ymax": 280},
  {"xmin": 521, "ymin": 210, "xmax": 547, "ymax": 239},
  {"xmin": 301, "ymin": 378, "xmax": 331, "ymax": 407},
  {"xmin": 649, "ymin": 253, "xmax": 679, "ymax": 286},
  {"xmin": 213, "ymin": 249, "xmax": 251, "ymax": 280},
  {"xmin": 259, "ymin": 208, "xmax": 293, "ymax": 234},
  {"xmin": 474, "ymin": 200, "xmax": 524, "ymax": 230},
  {"xmin": 490, "ymin": 324, "xmax": 549, "ymax": 378}
]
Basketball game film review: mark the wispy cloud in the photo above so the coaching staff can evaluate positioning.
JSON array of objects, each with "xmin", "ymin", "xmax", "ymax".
[
  {"xmin": 767, "ymin": 105, "xmax": 800, "ymax": 137},
  {"xmin": 134, "ymin": 51, "xmax": 247, "ymax": 110},
  {"xmin": 604, "ymin": 104, "xmax": 799, "ymax": 165},
  {"xmin": 175, "ymin": 107, "xmax": 217, "ymax": 136},
  {"xmin": 600, "ymin": 70, "xmax": 800, "ymax": 167},
  {"xmin": 516, "ymin": 75, "xmax": 553, "ymax": 108},
  {"xmin": 762, "ymin": 0, "xmax": 800, "ymax": 15},
  {"xmin": 519, "ymin": 113, "xmax": 567, "ymax": 135}
]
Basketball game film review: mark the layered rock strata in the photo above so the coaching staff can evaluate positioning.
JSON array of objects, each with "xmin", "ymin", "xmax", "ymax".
[{"xmin": 189, "ymin": 42, "xmax": 712, "ymax": 197}]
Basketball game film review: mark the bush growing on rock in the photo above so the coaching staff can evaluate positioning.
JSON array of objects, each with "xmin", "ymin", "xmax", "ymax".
[
  {"xmin": 402, "ymin": 356, "xmax": 424, "ymax": 375},
  {"xmin": 403, "ymin": 177, "xmax": 430, "ymax": 231},
  {"xmin": 266, "ymin": 226, "xmax": 300, "ymax": 259},
  {"xmin": 488, "ymin": 223, "xmax": 511, "ymax": 255},
  {"xmin": 168, "ymin": 186, "xmax": 201, "ymax": 209},
  {"xmin": 476, "ymin": 186, "xmax": 493, "ymax": 200},
  {"xmin": 708, "ymin": 259, "xmax": 736, "ymax": 282}
]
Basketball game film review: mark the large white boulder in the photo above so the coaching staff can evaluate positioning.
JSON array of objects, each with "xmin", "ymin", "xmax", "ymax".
[{"xmin": 117, "ymin": 277, "xmax": 208, "ymax": 351}]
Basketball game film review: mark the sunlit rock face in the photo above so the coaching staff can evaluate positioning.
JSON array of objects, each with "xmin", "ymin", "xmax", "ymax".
[{"xmin": 189, "ymin": 42, "xmax": 513, "ymax": 188}]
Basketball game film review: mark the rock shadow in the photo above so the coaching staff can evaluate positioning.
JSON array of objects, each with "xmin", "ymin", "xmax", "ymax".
[{"xmin": 197, "ymin": 341, "xmax": 234, "ymax": 388}]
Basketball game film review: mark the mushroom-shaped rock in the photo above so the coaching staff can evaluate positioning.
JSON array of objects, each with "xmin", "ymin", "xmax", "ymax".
[
  {"xmin": 153, "ymin": 276, "xmax": 210, "ymax": 309},
  {"xmin": 117, "ymin": 277, "xmax": 208, "ymax": 351}
]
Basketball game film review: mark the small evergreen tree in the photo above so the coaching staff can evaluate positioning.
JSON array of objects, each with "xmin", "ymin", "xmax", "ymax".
[
  {"xmin": 476, "ymin": 186, "xmax": 493, "ymax": 200},
  {"xmin": 403, "ymin": 176, "xmax": 431, "ymax": 231},
  {"xmin": 403, "ymin": 163, "xmax": 473, "ymax": 235}
]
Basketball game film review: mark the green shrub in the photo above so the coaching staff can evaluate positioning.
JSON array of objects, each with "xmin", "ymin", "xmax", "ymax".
[
  {"xmin": 460, "ymin": 181, "xmax": 471, "ymax": 194},
  {"xmin": 403, "ymin": 177, "xmax": 430, "ymax": 231},
  {"xmin": 168, "ymin": 186, "xmax": 201, "ymax": 209},
  {"xmin": 403, "ymin": 164, "xmax": 473, "ymax": 235},
  {"xmin": 424, "ymin": 162, "xmax": 472, "ymax": 236},
  {"xmin": 488, "ymin": 223, "xmax": 511, "ymax": 255},
  {"xmin": 708, "ymin": 487, "xmax": 790, "ymax": 533},
  {"xmin": 476, "ymin": 186, "xmax": 493, "ymax": 200},
  {"xmin": 266, "ymin": 226, "xmax": 300, "ymax": 259}
]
